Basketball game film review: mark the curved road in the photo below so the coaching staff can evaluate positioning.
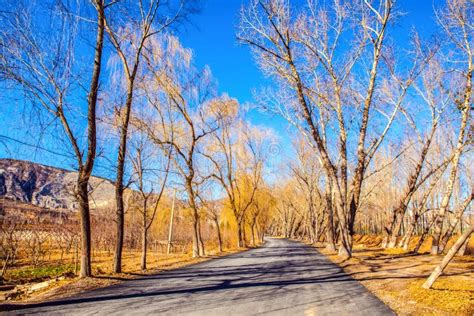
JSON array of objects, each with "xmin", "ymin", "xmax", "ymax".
[{"xmin": 2, "ymin": 238, "xmax": 392, "ymax": 315}]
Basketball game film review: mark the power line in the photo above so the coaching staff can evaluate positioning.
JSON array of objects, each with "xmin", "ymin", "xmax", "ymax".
[{"xmin": 0, "ymin": 134, "xmax": 75, "ymax": 159}]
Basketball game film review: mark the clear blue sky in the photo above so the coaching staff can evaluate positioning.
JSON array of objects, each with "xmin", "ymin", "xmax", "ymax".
[
  {"xmin": 181, "ymin": 0, "xmax": 263, "ymax": 104},
  {"xmin": 178, "ymin": 0, "xmax": 283, "ymax": 138},
  {"xmin": 175, "ymin": 0, "xmax": 441, "ymax": 174},
  {"xmin": 179, "ymin": 0, "xmax": 437, "ymax": 103},
  {"xmin": 0, "ymin": 0, "xmax": 442, "ymax": 176}
]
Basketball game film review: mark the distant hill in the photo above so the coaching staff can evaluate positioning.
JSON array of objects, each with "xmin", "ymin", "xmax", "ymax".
[{"xmin": 0, "ymin": 159, "xmax": 115, "ymax": 212}]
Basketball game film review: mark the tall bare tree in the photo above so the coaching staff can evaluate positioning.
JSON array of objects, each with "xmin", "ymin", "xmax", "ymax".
[
  {"xmin": 104, "ymin": 0, "xmax": 192, "ymax": 273},
  {"xmin": 128, "ymin": 134, "xmax": 170, "ymax": 270},
  {"xmin": 132, "ymin": 34, "xmax": 219, "ymax": 257},
  {"xmin": 382, "ymin": 49, "xmax": 449, "ymax": 248},
  {"xmin": 430, "ymin": 0, "xmax": 472, "ymax": 255},
  {"xmin": 239, "ymin": 0, "xmax": 419, "ymax": 258},
  {"xmin": 0, "ymin": 0, "xmax": 106, "ymax": 277}
]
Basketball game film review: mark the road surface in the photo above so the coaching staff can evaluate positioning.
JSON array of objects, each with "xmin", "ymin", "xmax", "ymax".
[{"xmin": 2, "ymin": 238, "xmax": 392, "ymax": 315}]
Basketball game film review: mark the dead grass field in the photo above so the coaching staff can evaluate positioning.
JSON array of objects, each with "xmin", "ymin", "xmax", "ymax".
[{"xmin": 319, "ymin": 235, "xmax": 474, "ymax": 315}]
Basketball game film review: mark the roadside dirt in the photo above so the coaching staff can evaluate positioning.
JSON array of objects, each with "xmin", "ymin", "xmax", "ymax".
[{"xmin": 319, "ymin": 236, "xmax": 474, "ymax": 315}]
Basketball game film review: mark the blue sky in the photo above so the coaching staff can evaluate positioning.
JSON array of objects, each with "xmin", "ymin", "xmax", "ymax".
[
  {"xmin": 179, "ymin": 0, "xmax": 437, "ymax": 104},
  {"xmin": 179, "ymin": 0, "xmax": 282, "ymax": 138},
  {"xmin": 175, "ymin": 0, "xmax": 442, "ymax": 171},
  {"xmin": 181, "ymin": 0, "xmax": 263, "ymax": 104},
  {"xmin": 0, "ymin": 0, "xmax": 443, "ymax": 177}
]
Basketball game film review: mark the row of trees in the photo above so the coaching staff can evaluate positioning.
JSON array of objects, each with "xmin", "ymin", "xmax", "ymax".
[
  {"xmin": 0, "ymin": 0, "xmax": 277, "ymax": 278},
  {"xmin": 269, "ymin": 135, "xmax": 471, "ymax": 252},
  {"xmin": 0, "ymin": 0, "xmax": 472, "ymax": 290},
  {"xmin": 238, "ymin": 0, "xmax": 472, "ymax": 260},
  {"xmin": 0, "ymin": 195, "xmax": 273, "ymax": 275}
]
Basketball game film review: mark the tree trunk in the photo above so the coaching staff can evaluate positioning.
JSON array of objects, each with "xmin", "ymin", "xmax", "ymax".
[
  {"xmin": 191, "ymin": 215, "xmax": 200, "ymax": 257},
  {"xmin": 113, "ymin": 187, "xmax": 125, "ymax": 273},
  {"xmin": 76, "ymin": 180, "xmax": 92, "ymax": 278},
  {"xmin": 75, "ymin": 1, "xmax": 105, "ymax": 278},
  {"xmin": 338, "ymin": 231, "xmax": 352, "ymax": 258},
  {"xmin": 237, "ymin": 223, "xmax": 242, "ymax": 248},
  {"xmin": 431, "ymin": 64, "xmax": 471, "ymax": 254},
  {"xmin": 325, "ymin": 181, "xmax": 336, "ymax": 251},
  {"xmin": 383, "ymin": 209, "xmax": 403, "ymax": 248},
  {"xmin": 307, "ymin": 208, "xmax": 315, "ymax": 244},
  {"xmin": 167, "ymin": 191, "xmax": 176, "ymax": 255},
  {"xmin": 255, "ymin": 224, "xmax": 261, "ymax": 245},
  {"xmin": 388, "ymin": 212, "xmax": 404, "ymax": 248},
  {"xmin": 185, "ymin": 179, "xmax": 200, "ymax": 258},
  {"xmin": 215, "ymin": 218, "xmax": 223, "ymax": 253},
  {"xmin": 141, "ymin": 198, "xmax": 148, "ymax": 271},
  {"xmin": 141, "ymin": 227, "xmax": 147, "ymax": 271},
  {"xmin": 313, "ymin": 216, "xmax": 319, "ymax": 244},
  {"xmin": 336, "ymin": 202, "xmax": 352, "ymax": 258},
  {"xmin": 237, "ymin": 222, "xmax": 244, "ymax": 248},
  {"xmin": 251, "ymin": 223, "xmax": 256, "ymax": 246},
  {"xmin": 401, "ymin": 220, "xmax": 415, "ymax": 250},
  {"xmin": 197, "ymin": 218, "xmax": 205, "ymax": 256},
  {"xmin": 423, "ymin": 225, "xmax": 473, "ymax": 289}
]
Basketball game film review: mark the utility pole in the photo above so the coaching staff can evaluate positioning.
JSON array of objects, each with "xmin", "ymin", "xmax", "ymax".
[{"xmin": 167, "ymin": 189, "xmax": 176, "ymax": 255}]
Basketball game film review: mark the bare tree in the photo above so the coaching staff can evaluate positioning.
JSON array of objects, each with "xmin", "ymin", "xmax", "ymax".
[
  {"xmin": 128, "ymin": 134, "xmax": 170, "ymax": 270},
  {"xmin": 382, "ymin": 49, "xmax": 450, "ymax": 249},
  {"xmin": 104, "ymin": 0, "xmax": 191, "ymax": 273},
  {"xmin": 132, "ymin": 34, "xmax": 220, "ymax": 257},
  {"xmin": 203, "ymin": 100, "xmax": 266, "ymax": 248},
  {"xmin": 423, "ymin": 224, "xmax": 473, "ymax": 289},
  {"xmin": 430, "ymin": 0, "xmax": 473, "ymax": 255},
  {"xmin": 0, "ymin": 0, "xmax": 106, "ymax": 277},
  {"xmin": 239, "ymin": 0, "xmax": 420, "ymax": 258}
]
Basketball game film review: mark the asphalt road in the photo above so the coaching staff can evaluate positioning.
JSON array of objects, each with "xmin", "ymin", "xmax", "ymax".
[{"xmin": 2, "ymin": 238, "xmax": 392, "ymax": 315}]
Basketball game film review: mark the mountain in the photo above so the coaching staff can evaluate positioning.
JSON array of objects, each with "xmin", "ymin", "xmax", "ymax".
[{"xmin": 0, "ymin": 159, "xmax": 115, "ymax": 212}]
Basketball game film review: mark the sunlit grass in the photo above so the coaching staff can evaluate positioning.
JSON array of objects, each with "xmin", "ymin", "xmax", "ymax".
[
  {"xmin": 6, "ymin": 264, "xmax": 74, "ymax": 283},
  {"xmin": 408, "ymin": 278, "xmax": 473, "ymax": 315}
]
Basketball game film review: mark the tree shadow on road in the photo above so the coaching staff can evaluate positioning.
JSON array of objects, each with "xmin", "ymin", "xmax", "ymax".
[{"xmin": 0, "ymin": 241, "xmax": 389, "ymax": 313}]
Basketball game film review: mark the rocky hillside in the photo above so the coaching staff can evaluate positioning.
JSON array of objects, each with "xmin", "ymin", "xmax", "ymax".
[{"xmin": 0, "ymin": 159, "xmax": 115, "ymax": 211}]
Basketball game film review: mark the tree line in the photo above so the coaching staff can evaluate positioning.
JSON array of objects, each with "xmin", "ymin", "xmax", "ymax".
[
  {"xmin": 237, "ymin": 0, "xmax": 472, "ymax": 288},
  {"xmin": 0, "ymin": 0, "xmax": 277, "ymax": 277},
  {"xmin": 0, "ymin": 0, "xmax": 472, "ymax": 290}
]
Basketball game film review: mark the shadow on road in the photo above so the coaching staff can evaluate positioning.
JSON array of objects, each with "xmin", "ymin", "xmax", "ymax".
[{"xmin": 0, "ymin": 239, "xmax": 392, "ymax": 314}]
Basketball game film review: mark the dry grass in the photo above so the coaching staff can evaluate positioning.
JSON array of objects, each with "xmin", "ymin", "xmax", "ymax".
[{"xmin": 319, "ymin": 236, "xmax": 474, "ymax": 315}]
